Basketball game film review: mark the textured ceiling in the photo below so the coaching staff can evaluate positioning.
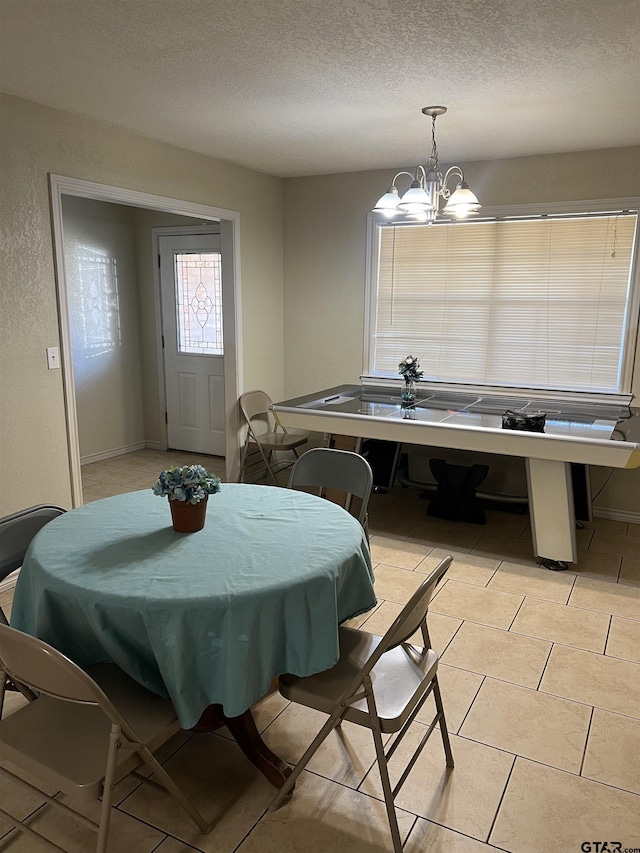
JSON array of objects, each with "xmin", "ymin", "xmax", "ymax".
[{"xmin": 1, "ymin": 0, "xmax": 639, "ymax": 177}]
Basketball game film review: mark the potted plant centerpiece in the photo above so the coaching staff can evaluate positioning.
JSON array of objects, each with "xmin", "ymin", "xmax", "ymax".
[
  {"xmin": 152, "ymin": 464, "xmax": 221, "ymax": 532},
  {"xmin": 398, "ymin": 355, "xmax": 423, "ymax": 406}
]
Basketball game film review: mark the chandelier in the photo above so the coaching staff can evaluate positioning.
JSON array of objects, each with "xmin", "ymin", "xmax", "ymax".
[{"xmin": 373, "ymin": 106, "xmax": 481, "ymax": 224}]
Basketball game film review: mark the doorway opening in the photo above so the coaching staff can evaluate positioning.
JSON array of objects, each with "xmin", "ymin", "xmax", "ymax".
[{"xmin": 49, "ymin": 175, "xmax": 242, "ymax": 507}]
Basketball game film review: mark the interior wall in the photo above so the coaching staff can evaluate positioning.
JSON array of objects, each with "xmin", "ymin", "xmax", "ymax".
[
  {"xmin": 0, "ymin": 93, "xmax": 284, "ymax": 514},
  {"xmin": 283, "ymin": 146, "xmax": 640, "ymax": 517},
  {"xmin": 62, "ymin": 196, "xmax": 145, "ymax": 461}
]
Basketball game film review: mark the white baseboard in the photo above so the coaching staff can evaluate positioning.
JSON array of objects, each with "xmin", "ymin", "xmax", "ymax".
[
  {"xmin": 80, "ymin": 441, "xmax": 147, "ymax": 466},
  {"xmin": 145, "ymin": 441, "xmax": 164, "ymax": 451},
  {"xmin": 593, "ymin": 507, "xmax": 640, "ymax": 525}
]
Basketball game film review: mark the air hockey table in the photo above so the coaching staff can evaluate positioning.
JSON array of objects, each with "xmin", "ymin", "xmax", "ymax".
[{"xmin": 272, "ymin": 382, "xmax": 640, "ymax": 569}]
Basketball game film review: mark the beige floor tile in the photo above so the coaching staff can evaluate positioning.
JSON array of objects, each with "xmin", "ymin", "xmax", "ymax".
[
  {"xmin": 358, "ymin": 600, "xmax": 462, "ymax": 656},
  {"xmin": 570, "ymin": 548, "xmax": 622, "ymax": 582},
  {"xmin": 584, "ymin": 516, "xmax": 629, "ymax": 535},
  {"xmin": 262, "ymin": 702, "xmax": 380, "ymax": 787},
  {"xmin": 539, "ymin": 644, "xmax": 640, "ymax": 718},
  {"xmin": 236, "ymin": 771, "xmax": 416, "ymax": 852},
  {"xmin": 81, "ymin": 465, "xmax": 148, "ymax": 486},
  {"xmin": 620, "ymin": 557, "xmax": 640, "ymax": 587},
  {"xmin": 361, "ymin": 729, "xmax": 514, "ymax": 842},
  {"xmin": 459, "ymin": 678, "xmax": 591, "ymax": 772},
  {"xmin": 415, "ymin": 549, "xmax": 500, "ymax": 586},
  {"xmin": 520, "ymin": 522, "xmax": 594, "ymax": 550},
  {"xmin": 440, "ymin": 622, "xmax": 551, "ymax": 688},
  {"xmin": 482, "ymin": 509, "xmax": 530, "ymax": 539},
  {"xmin": 510, "ymin": 597, "xmax": 609, "ymax": 653},
  {"xmin": 82, "ymin": 482, "xmax": 132, "ymax": 502},
  {"xmin": 568, "ymin": 576, "xmax": 640, "ymax": 621},
  {"xmin": 154, "ymin": 837, "xmax": 204, "ymax": 852},
  {"xmin": 369, "ymin": 535, "xmax": 434, "ymax": 569},
  {"xmin": 409, "ymin": 520, "xmax": 483, "ymax": 553},
  {"xmin": 373, "ymin": 564, "xmax": 430, "ymax": 605},
  {"xmin": 368, "ymin": 513, "xmax": 423, "ymax": 539},
  {"xmin": 590, "ymin": 530, "xmax": 640, "ymax": 560},
  {"xmin": 1, "ymin": 804, "xmax": 166, "ymax": 852},
  {"xmin": 582, "ymin": 708, "xmax": 640, "ymax": 794},
  {"xmin": 628, "ymin": 522, "xmax": 640, "ymax": 538},
  {"xmin": 344, "ymin": 600, "xmax": 384, "ymax": 629},
  {"xmin": 121, "ymin": 734, "xmax": 274, "ymax": 853},
  {"xmin": 488, "ymin": 560, "xmax": 575, "ymax": 604},
  {"xmin": 606, "ymin": 617, "xmax": 640, "ymax": 664},
  {"xmin": 470, "ymin": 534, "xmax": 538, "ymax": 567},
  {"xmin": 416, "ymin": 664, "xmax": 484, "ymax": 734},
  {"xmin": 429, "ymin": 580, "xmax": 523, "ymax": 630},
  {"xmin": 581, "ymin": 516, "xmax": 630, "ymax": 536},
  {"xmin": 490, "ymin": 757, "xmax": 640, "ymax": 853},
  {"xmin": 405, "ymin": 820, "xmax": 498, "ymax": 852}
]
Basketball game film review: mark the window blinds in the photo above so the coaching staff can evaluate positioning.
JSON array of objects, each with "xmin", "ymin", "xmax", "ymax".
[{"xmin": 374, "ymin": 214, "xmax": 637, "ymax": 393}]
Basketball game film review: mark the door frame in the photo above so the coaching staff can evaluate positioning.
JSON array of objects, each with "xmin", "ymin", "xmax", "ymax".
[
  {"xmin": 49, "ymin": 174, "xmax": 243, "ymax": 507},
  {"xmin": 153, "ymin": 225, "xmax": 225, "ymax": 456}
]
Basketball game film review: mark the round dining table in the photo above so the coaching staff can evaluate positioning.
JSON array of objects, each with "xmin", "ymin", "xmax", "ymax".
[{"xmin": 11, "ymin": 483, "xmax": 376, "ymax": 786}]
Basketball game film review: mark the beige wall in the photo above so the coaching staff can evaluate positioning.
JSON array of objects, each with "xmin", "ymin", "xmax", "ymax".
[
  {"xmin": 283, "ymin": 147, "xmax": 640, "ymax": 516},
  {"xmin": 62, "ymin": 196, "xmax": 146, "ymax": 460},
  {"xmin": 0, "ymin": 93, "xmax": 284, "ymax": 514}
]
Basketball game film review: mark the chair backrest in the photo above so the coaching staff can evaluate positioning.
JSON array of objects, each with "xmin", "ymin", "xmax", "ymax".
[
  {"xmin": 0, "ymin": 623, "xmax": 127, "ymax": 725},
  {"xmin": 0, "ymin": 504, "xmax": 66, "ymax": 581},
  {"xmin": 287, "ymin": 448, "xmax": 374, "ymax": 525},
  {"xmin": 239, "ymin": 390, "xmax": 277, "ymax": 434},
  {"xmin": 382, "ymin": 555, "xmax": 452, "ymax": 651}
]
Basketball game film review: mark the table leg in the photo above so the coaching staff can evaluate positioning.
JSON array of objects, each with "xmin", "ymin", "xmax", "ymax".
[
  {"xmin": 191, "ymin": 704, "xmax": 293, "ymax": 789},
  {"xmin": 526, "ymin": 458, "xmax": 577, "ymax": 568}
]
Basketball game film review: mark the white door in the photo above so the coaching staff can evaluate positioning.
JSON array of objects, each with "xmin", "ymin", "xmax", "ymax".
[{"xmin": 159, "ymin": 233, "xmax": 226, "ymax": 456}]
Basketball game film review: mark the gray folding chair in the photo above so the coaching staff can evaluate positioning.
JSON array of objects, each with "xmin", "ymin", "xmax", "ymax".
[
  {"xmin": 287, "ymin": 447, "xmax": 373, "ymax": 532},
  {"xmin": 239, "ymin": 390, "xmax": 308, "ymax": 485},
  {"xmin": 0, "ymin": 504, "xmax": 66, "ymax": 713},
  {"xmin": 0, "ymin": 624, "xmax": 211, "ymax": 852},
  {"xmin": 270, "ymin": 556, "xmax": 454, "ymax": 853}
]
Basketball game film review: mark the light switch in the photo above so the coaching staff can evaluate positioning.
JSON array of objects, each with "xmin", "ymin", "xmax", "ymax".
[{"xmin": 46, "ymin": 347, "xmax": 60, "ymax": 369}]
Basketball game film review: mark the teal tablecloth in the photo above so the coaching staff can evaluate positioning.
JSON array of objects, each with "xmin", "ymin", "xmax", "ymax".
[{"xmin": 11, "ymin": 485, "xmax": 376, "ymax": 727}]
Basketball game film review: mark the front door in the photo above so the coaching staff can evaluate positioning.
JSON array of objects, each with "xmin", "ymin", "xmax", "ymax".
[{"xmin": 159, "ymin": 233, "xmax": 225, "ymax": 456}]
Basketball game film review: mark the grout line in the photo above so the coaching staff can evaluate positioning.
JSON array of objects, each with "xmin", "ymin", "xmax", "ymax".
[
  {"xmin": 506, "ymin": 595, "xmax": 527, "ymax": 631},
  {"xmin": 579, "ymin": 705, "xmax": 595, "ymax": 777},
  {"xmin": 535, "ymin": 641, "xmax": 555, "ymax": 691},
  {"xmin": 485, "ymin": 754, "xmax": 517, "ymax": 844}
]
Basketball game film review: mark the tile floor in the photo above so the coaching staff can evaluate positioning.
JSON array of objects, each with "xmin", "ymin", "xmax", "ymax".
[{"xmin": 1, "ymin": 448, "xmax": 640, "ymax": 852}]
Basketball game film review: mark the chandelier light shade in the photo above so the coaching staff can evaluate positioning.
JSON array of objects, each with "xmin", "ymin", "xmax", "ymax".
[{"xmin": 373, "ymin": 106, "xmax": 481, "ymax": 224}]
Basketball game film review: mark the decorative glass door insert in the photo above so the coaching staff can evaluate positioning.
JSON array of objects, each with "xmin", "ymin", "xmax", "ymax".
[{"xmin": 174, "ymin": 252, "xmax": 223, "ymax": 355}]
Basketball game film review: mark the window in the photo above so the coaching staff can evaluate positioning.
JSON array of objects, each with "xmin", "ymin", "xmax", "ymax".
[{"xmin": 367, "ymin": 203, "xmax": 639, "ymax": 396}]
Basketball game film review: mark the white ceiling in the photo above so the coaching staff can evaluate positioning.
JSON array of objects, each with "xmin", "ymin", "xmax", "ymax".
[{"xmin": 1, "ymin": 0, "xmax": 639, "ymax": 177}]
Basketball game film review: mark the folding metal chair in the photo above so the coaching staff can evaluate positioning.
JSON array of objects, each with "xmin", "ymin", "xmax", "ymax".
[
  {"xmin": 0, "ymin": 624, "xmax": 211, "ymax": 852},
  {"xmin": 0, "ymin": 504, "xmax": 67, "ymax": 714},
  {"xmin": 270, "ymin": 556, "xmax": 454, "ymax": 853},
  {"xmin": 239, "ymin": 390, "xmax": 308, "ymax": 485},
  {"xmin": 288, "ymin": 447, "xmax": 373, "ymax": 533}
]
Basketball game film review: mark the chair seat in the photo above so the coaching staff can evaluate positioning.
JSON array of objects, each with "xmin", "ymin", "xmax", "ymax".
[
  {"xmin": 280, "ymin": 626, "xmax": 438, "ymax": 733},
  {"xmin": 252, "ymin": 431, "xmax": 308, "ymax": 452},
  {"xmin": 0, "ymin": 663, "xmax": 180, "ymax": 801}
]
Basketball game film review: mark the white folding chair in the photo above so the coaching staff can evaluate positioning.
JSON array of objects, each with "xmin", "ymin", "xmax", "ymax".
[
  {"xmin": 0, "ymin": 624, "xmax": 211, "ymax": 852},
  {"xmin": 270, "ymin": 556, "xmax": 454, "ymax": 853},
  {"xmin": 0, "ymin": 504, "xmax": 66, "ymax": 714},
  {"xmin": 239, "ymin": 390, "xmax": 308, "ymax": 485},
  {"xmin": 288, "ymin": 447, "xmax": 373, "ymax": 534}
]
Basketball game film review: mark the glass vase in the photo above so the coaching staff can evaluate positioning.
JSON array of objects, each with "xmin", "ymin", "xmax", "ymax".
[{"xmin": 401, "ymin": 378, "xmax": 416, "ymax": 406}]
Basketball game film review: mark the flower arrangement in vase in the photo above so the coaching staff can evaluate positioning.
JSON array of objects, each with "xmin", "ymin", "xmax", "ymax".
[
  {"xmin": 398, "ymin": 355, "xmax": 423, "ymax": 406},
  {"xmin": 152, "ymin": 464, "xmax": 221, "ymax": 532}
]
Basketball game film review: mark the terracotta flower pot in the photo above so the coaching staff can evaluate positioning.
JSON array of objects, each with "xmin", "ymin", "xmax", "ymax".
[{"xmin": 169, "ymin": 495, "xmax": 208, "ymax": 532}]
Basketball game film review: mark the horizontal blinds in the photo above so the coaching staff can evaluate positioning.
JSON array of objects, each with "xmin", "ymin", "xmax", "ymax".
[{"xmin": 375, "ymin": 214, "xmax": 637, "ymax": 393}]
